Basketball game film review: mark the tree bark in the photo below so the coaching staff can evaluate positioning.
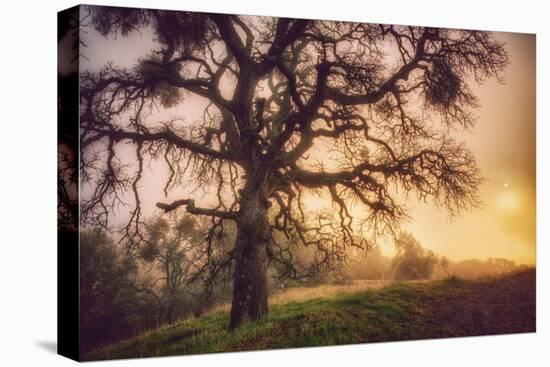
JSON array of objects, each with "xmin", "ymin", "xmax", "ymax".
[{"xmin": 229, "ymin": 184, "xmax": 270, "ymax": 330}]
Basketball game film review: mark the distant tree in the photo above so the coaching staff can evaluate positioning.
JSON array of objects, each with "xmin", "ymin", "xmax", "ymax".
[
  {"xmin": 80, "ymin": 6, "xmax": 508, "ymax": 328},
  {"xmin": 448, "ymin": 257, "xmax": 524, "ymax": 279},
  {"xmin": 346, "ymin": 242, "xmax": 391, "ymax": 279},
  {"xmin": 391, "ymin": 232, "xmax": 438, "ymax": 280},
  {"xmin": 440, "ymin": 256, "xmax": 450, "ymax": 277},
  {"xmin": 136, "ymin": 213, "xmax": 210, "ymax": 323},
  {"xmin": 79, "ymin": 229, "xmax": 138, "ymax": 353}
]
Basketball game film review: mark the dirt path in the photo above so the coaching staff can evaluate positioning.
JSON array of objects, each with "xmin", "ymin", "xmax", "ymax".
[{"xmin": 424, "ymin": 270, "xmax": 536, "ymax": 336}]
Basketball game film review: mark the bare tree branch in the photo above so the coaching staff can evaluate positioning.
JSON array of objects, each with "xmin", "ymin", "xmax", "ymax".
[{"xmin": 156, "ymin": 199, "xmax": 237, "ymax": 219}]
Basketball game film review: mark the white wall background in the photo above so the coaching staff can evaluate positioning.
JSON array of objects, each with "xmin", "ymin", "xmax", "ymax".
[{"xmin": 0, "ymin": 0, "xmax": 547, "ymax": 365}]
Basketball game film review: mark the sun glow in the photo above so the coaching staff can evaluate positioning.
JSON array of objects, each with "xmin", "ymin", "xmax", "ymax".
[{"xmin": 497, "ymin": 189, "xmax": 520, "ymax": 212}]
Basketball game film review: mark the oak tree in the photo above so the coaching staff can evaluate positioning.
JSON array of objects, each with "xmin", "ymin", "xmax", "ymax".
[{"xmin": 80, "ymin": 7, "xmax": 508, "ymax": 328}]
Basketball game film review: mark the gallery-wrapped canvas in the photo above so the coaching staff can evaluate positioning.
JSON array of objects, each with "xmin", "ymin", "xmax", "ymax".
[{"xmin": 58, "ymin": 4, "xmax": 536, "ymax": 361}]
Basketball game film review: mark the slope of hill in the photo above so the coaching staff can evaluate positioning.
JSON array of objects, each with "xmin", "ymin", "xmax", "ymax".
[{"xmin": 86, "ymin": 269, "xmax": 535, "ymax": 361}]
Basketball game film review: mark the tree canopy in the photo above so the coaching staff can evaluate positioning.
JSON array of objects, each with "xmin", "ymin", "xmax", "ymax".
[{"xmin": 79, "ymin": 6, "xmax": 508, "ymax": 328}]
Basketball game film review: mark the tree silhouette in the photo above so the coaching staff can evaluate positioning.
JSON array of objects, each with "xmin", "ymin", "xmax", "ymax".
[
  {"xmin": 391, "ymin": 231, "xmax": 438, "ymax": 280},
  {"xmin": 80, "ymin": 6, "xmax": 508, "ymax": 329},
  {"xmin": 137, "ymin": 213, "xmax": 207, "ymax": 324}
]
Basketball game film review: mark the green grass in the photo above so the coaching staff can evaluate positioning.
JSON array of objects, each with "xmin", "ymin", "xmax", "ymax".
[{"xmin": 85, "ymin": 277, "xmax": 474, "ymax": 360}]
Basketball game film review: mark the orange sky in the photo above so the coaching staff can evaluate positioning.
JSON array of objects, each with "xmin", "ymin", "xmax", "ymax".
[
  {"xmin": 399, "ymin": 32, "xmax": 536, "ymax": 264},
  {"xmin": 80, "ymin": 18, "xmax": 536, "ymax": 265}
]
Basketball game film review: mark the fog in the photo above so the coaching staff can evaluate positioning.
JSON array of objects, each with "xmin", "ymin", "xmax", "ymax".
[{"xmin": 78, "ymin": 15, "xmax": 535, "ymax": 265}]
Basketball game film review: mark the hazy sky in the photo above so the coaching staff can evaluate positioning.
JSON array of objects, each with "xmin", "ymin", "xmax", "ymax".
[
  {"xmin": 80, "ymin": 16, "xmax": 536, "ymax": 264},
  {"xmin": 402, "ymin": 32, "xmax": 536, "ymax": 264}
]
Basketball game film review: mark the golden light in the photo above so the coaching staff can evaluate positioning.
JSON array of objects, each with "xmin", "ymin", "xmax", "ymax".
[{"xmin": 497, "ymin": 190, "xmax": 520, "ymax": 212}]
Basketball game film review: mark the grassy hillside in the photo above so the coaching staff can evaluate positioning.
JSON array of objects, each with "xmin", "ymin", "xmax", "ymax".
[{"xmin": 86, "ymin": 269, "xmax": 535, "ymax": 361}]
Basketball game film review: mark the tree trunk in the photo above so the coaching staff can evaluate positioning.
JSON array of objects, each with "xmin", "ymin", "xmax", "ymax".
[{"xmin": 229, "ymin": 185, "xmax": 270, "ymax": 330}]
